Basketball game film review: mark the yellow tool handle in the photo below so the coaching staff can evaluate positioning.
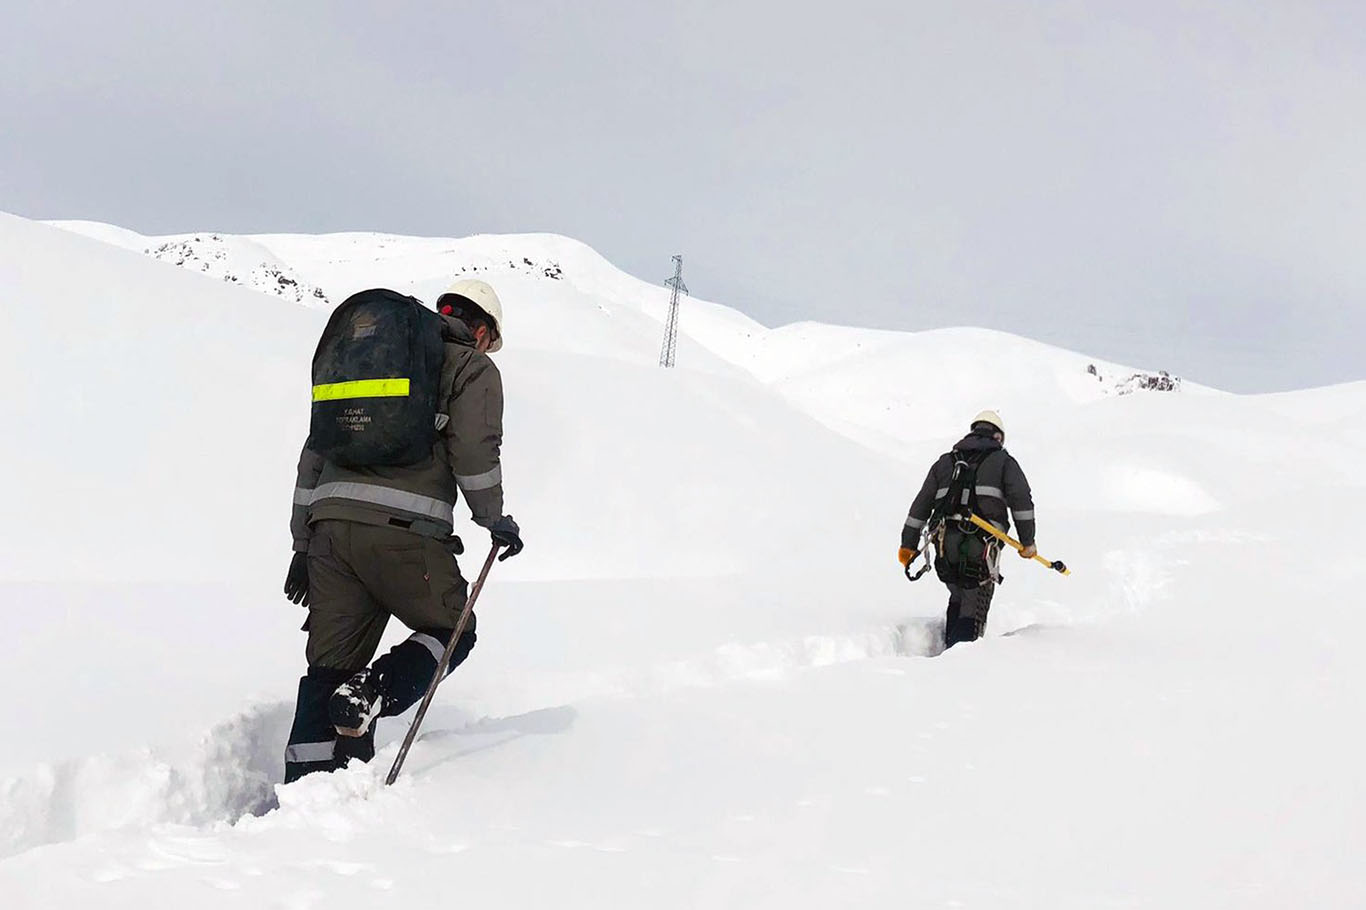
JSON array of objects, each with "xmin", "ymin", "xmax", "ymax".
[{"xmin": 965, "ymin": 513, "xmax": 1071, "ymax": 576}]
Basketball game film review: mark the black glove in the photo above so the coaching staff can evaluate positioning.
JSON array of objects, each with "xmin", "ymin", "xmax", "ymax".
[
  {"xmin": 490, "ymin": 515, "xmax": 523, "ymax": 561},
  {"xmin": 284, "ymin": 551, "xmax": 311, "ymax": 606}
]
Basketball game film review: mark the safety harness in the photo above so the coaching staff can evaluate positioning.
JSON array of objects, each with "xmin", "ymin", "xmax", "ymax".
[{"xmin": 928, "ymin": 450, "xmax": 1003, "ymax": 587}]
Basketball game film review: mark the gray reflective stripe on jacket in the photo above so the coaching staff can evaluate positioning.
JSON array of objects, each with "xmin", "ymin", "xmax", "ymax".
[
  {"xmin": 308, "ymin": 482, "xmax": 453, "ymax": 520},
  {"xmin": 309, "ymin": 482, "xmax": 455, "ymax": 522},
  {"xmin": 455, "ymin": 464, "xmax": 502, "ymax": 493}
]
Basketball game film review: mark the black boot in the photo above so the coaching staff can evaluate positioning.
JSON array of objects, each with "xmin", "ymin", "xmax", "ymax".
[{"xmin": 330, "ymin": 669, "xmax": 384, "ymax": 737}]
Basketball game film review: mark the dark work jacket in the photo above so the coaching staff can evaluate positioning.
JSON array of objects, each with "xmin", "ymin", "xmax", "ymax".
[{"xmin": 901, "ymin": 431, "xmax": 1035, "ymax": 549}]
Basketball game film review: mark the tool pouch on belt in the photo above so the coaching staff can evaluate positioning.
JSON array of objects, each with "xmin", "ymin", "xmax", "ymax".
[{"xmin": 933, "ymin": 522, "xmax": 998, "ymax": 588}]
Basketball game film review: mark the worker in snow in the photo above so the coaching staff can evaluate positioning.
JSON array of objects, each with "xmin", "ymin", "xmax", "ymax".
[
  {"xmin": 898, "ymin": 411, "xmax": 1036, "ymax": 648},
  {"xmin": 281, "ymin": 279, "xmax": 524, "ymax": 782}
]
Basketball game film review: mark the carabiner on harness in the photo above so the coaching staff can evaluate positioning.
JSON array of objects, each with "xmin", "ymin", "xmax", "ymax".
[{"xmin": 904, "ymin": 523, "xmax": 935, "ymax": 582}]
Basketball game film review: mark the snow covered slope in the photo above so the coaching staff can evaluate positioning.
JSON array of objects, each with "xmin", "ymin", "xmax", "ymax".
[{"xmin": 4, "ymin": 214, "xmax": 1363, "ymax": 907}]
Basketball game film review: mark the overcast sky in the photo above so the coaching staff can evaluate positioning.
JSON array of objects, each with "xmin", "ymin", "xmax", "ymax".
[{"xmin": 4, "ymin": 1, "xmax": 1363, "ymax": 391}]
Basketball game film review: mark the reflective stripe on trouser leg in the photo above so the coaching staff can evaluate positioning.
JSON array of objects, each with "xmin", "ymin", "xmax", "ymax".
[
  {"xmin": 372, "ymin": 627, "xmax": 478, "ymax": 719},
  {"xmin": 285, "ymin": 741, "xmax": 336, "ymax": 763},
  {"xmin": 284, "ymin": 668, "xmax": 350, "ymax": 783},
  {"xmin": 409, "ymin": 632, "xmax": 446, "ymax": 663}
]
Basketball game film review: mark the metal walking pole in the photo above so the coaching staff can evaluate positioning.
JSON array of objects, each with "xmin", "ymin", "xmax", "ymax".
[{"xmin": 385, "ymin": 542, "xmax": 502, "ymax": 785}]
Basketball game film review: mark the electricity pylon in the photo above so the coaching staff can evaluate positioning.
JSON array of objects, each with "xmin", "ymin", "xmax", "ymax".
[{"xmin": 659, "ymin": 254, "xmax": 688, "ymax": 368}]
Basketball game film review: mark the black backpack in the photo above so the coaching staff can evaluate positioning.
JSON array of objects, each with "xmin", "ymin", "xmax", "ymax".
[{"xmin": 308, "ymin": 289, "xmax": 445, "ymax": 468}]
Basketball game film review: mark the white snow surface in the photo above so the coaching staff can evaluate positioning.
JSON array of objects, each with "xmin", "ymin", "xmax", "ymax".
[{"xmin": 1, "ymin": 213, "xmax": 1362, "ymax": 906}]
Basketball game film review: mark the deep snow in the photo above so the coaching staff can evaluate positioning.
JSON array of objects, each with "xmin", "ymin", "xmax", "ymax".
[{"xmin": 1, "ymin": 213, "xmax": 1362, "ymax": 907}]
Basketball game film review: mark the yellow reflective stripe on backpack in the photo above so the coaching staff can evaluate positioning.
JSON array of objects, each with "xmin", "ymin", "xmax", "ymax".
[{"xmin": 312, "ymin": 378, "xmax": 411, "ymax": 401}]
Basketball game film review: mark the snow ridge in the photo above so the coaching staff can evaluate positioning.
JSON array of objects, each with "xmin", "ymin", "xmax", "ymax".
[{"xmin": 0, "ymin": 703, "xmax": 291, "ymax": 860}]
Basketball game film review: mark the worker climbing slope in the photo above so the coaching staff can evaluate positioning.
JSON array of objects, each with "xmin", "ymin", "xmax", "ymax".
[{"xmin": 281, "ymin": 279, "xmax": 524, "ymax": 782}]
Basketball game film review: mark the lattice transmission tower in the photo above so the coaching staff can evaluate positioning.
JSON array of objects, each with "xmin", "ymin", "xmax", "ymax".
[{"xmin": 659, "ymin": 254, "xmax": 688, "ymax": 368}]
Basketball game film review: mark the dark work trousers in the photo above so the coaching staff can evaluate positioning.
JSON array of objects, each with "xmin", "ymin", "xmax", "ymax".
[
  {"xmin": 944, "ymin": 581, "xmax": 995, "ymax": 649},
  {"xmin": 284, "ymin": 520, "xmax": 477, "ymax": 782}
]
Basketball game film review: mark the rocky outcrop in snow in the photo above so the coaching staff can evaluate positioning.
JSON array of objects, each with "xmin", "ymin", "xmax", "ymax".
[
  {"xmin": 145, "ymin": 234, "xmax": 330, "ymax": 307},
  {"xmin": 1088, "ymin": 362, "xmax": 1181, "ymax": 395}
]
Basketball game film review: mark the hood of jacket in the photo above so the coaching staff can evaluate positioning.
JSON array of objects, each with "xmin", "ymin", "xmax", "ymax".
[
  {"xmin": 439, "ymin": 312, "xmax": 480, "ymax": 349},
  {"xmin": 952, "ymin": 430, "xmax": 1004, "ymax": 459}
]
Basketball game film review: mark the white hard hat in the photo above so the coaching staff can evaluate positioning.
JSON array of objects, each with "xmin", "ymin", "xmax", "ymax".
[
  {"xmin": 437, "ymin": 279, "xmax": 504, "ymax": 353},
  {"xmin": 972, "ymin": 409, "xmax": 1005, "ymax": 436}
]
